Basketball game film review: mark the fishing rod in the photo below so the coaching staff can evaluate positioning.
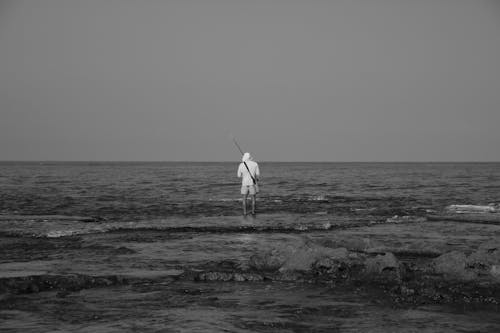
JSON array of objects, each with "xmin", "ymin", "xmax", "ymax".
[
  {"xmin": 232, "ymin": 137, "xmax": 257, "ymax": 184},
  {"xmin": 232, "ymin": 137, "xmax": 244, "ymax": 156}
]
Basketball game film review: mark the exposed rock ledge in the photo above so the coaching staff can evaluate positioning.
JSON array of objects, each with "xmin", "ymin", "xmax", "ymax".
[
  {"xmin": 3, "ymin": 239, "xmax": 499, "ymax": 306},
  {"xmin": 183, "ymin": 239, "xmax": 500, "ymax": 305},
  {"xmin": 0, "ymin": 274, "xmax": 128, "ymax": 296}
]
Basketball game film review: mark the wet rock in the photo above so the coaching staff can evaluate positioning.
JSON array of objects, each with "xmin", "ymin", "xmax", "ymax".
[
  {"xmin": 468, "ymin": 240, "xmax": 500, "ymax": 268},
  {"xmin": 101, "ymin": 278, "xmax": 114, "ymax": 286},
  {"xmin": 490, "ymin": 265, "xmax": 500, "ymax": 281},
  {"xmin": 233, "ymin": 273, "xmax": 264, "ymax": 282},
  {"xmin": 198, "ymin": 239, "xmax": 500, "ymax": 306},
  {"xmin": 275, "ymin": 271, "xmax": 304, "ymax": 282},
  {"xmin": 195, "ymin": 271, "xmax": 264, "ymax": 282},
  {"xmin": 313, "ymin": 258, "xmax": 351, "ymax": 279},
  {"xmin": 232, "ymin": 273, "xmax": 247, "ymax": 282},
  {"xmin": 249, "ymin": 239, "xmax": 315, "ymax": 272},
  {"xmin": 216, "ymin": 260, "xmax": 240, "ymax": 270},
  {"xmin": 196, "ymin": 272, "xmax": 233, "ymax": 282},
  {"xmin": 432, "ymin": 251, "xmax": 476, "ymax": 281},
  {"xmin": 364, "ymin": 252, "xmax": 401, "ymax": 283},
  {"xmin": 400, "ymin": 285, "xmax": 415, "ymax": 296},
  {"xmin": 365, "ymin": 252, "xmax": 399, "ymax": 273},
  {"xmin": 312, "ymin": 248, "xmax": 365, "ymax": 279},
  {"xmin": 248, "ymin": 237, "xmax": 358, "ymax": 276},
  {"xmin": 249, "ymin": 248, "xmax": 289, "ymax": 271},
  {"xmin": 0, "ymin": 274, "xmax": 129, "ymax": 294},
  {"xmin": 327, "ymin": 247, "xmax": 350, "ymax": 260},
  {"xmin": 113, "ymin": 246, "xmax": 136, "ymax": 255},
  {"xmin": 278, "ymin": 243, "xmax": 341, "ymax": 272}
]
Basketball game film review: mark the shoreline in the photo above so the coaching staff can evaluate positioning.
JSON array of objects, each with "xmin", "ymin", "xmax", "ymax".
[{"xmin": 1, "ymin": 211, "xmax": 500, "ymax": 307}]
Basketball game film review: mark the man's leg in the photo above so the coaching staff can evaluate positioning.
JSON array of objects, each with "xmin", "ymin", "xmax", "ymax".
[
  {"xmin": 251, "ymin": 194, "xmax": 256, "ymax": 215},
  {"xmin": 242, "ymin": 194, "xmax": 248, "ymax": 215}
]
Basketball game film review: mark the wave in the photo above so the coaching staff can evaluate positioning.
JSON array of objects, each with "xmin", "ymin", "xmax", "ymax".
[
  {"xmin": 0, "ymin": 213, "xmax": 434, "ymax": 239},
  {"xmin": 43, "ymin": 222, "xmax": 351, "ymax": 238},
  {"xmin": 307, "ymin": 195, "xmax": 328, "ymax": 202},
  {"xmin": 208, "ymin": 198, "xmax": 241, "ymax": 202},
  {"xmin": 446, "ymin": 204, "xmax": 499, "ymax": 214},
  {"xmin": 0, "ymin": 214, "xmax": 377, "ymax": 238},
  {"xmin": 384, "ymin": 215, "xmax": 427, "ymax": 224}
]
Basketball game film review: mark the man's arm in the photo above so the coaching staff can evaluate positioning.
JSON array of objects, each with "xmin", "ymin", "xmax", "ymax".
[{"xmin": 237, "ymin": 163, "xmax": 242, "ymax": 178}]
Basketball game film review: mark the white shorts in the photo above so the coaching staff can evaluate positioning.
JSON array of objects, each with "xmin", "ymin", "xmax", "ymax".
[{"xmin": 241, "ymin": 184, "xmax": 259, "ymax": 195}]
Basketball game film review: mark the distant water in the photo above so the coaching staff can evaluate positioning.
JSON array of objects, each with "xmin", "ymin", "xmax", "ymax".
[{"xmin": 1, "ymin": 161, "xmax": 499, "ymax": 221}]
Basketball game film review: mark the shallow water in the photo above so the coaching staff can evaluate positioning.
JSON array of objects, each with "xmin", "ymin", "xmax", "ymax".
[
  {"xmin": 2, "ymin": 281, "xmax": 500, "ymax": 333},
  {"xmin": 1, "ymin": 162, "xmax": 500, "ymax": 332}
]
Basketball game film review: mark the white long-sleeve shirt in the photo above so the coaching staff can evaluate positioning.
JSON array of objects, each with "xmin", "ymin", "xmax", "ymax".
[{"xmin": 237, "ymin": 160, "xmax": 260, "ymax": 186}]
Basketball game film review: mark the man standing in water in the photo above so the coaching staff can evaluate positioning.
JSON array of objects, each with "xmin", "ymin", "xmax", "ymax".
[{"xmin": 238, "ymin": 152, "xmax": 260, "ymax": 216}]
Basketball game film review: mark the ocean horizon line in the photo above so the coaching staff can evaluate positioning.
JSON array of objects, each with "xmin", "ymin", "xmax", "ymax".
[{"xmin": 0, "ymin": 160, "xmax": 499, "ymax": 164}]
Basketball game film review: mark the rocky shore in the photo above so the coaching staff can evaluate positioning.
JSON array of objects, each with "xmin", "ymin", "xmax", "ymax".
[
  {"xmin": 2, "ymin": 221, "xmax": 499, "ymax": 309},
  {"xmin": 0, "ymin": 274, "xmax": 128, "ymax": 296},
  {"xmin": 182, "ymin": 236, "xmax": 500, "ymax": 306},
  {"xmin": 1, "ymin": 210, "xmax": 500, "ymax": 312}
]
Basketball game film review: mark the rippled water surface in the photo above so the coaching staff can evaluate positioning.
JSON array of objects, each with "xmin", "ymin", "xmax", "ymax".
[
  {"xmin": 1, "ymin": 162, "xmax": 499, "ymax": 219},
  {"xmin": 1, "ymin": 162, "xmax": 500, "ymax": 332}
]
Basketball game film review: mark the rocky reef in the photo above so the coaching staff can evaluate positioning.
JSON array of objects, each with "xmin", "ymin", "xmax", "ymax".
[
  {"xmin": 1, "ymin": 211, "xmax": 500, "ymax": 310},
  {"xmin": 182, "ymin": 237, "xmax": 500, "ymax": 305},
  {"xmin": 0, "ymin": 274, "xmax": 128, "ymax": 296}
]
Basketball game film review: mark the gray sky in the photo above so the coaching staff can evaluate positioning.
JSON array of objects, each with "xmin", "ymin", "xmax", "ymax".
[{"xmin": 1, "ymin": 0, "xmax": 499, "ymax": 161}]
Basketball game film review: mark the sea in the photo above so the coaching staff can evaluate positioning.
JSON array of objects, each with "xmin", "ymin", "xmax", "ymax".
[{"xmin": 1, "ymin": 161, "xmax": 500, "ymax": 332}]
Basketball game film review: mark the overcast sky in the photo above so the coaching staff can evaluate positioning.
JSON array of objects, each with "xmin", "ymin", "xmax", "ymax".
[{"xmin": 1, "ymin": 0, "xmax": 499, "ymax": 161}]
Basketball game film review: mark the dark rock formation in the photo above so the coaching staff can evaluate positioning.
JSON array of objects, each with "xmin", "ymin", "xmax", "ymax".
[
  {"xmin": 0, "ymin": 274, "xmax": 128, "ymax": 295},
  {"xmin": 430, "ymin": 244, "xmax": 500, "ymax": 283},
  {"xmin": 364, "ymin": 252, "xmax": 401, "ymax": 283},
  {"xmin": 195, "ymin": 272, "xmax": 264, "ymax": 282},
  {"xmin": 432, "ymin": 251, "xmax": 475, "ymax": 280},
  {"xmin": 249, "ymin": 248, "xmax": 288, "ymax": 271},
  {"xmin": 468, "ymin": 241, "xmax": 500, "ymax": 267},
  {"xmin": 187, "ymin": 240, "xmax": 500, "ymax": 306}
]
